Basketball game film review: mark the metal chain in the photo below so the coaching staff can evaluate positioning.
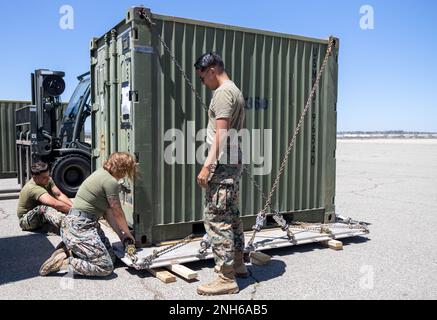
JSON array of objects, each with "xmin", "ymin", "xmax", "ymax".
[
  {"xmin": 246, "ymin": 37, "xmax": 336, "ymax": 250},
  {"xmin": 249, "ymin": 221, "xmax": 368, "ymax": 251},
  {"xmin": 138, "ymin": 9, "xmax": 274, "ymax": 263},
  {"xmin": 290, "ymin": 221, "xmax": 369, "ymax": 233},
  {"xmin": 133, "ymin": 234, "xmax": 194, "ymax": 269},
  {"xmin": 139, "ymin": 9, "xmax": 209, "ymax": 112},
  {"xmin": 247, "ymin": 220, "xmax": 368, "ymax": 251},
  {"xmin": 262, "ymin": 37, "xmax": 335, "ymax": 213},
  {"xmin": 139, "ymin": 9, "xmax": 273, "ymax": 204},
  {"xmin": 137, "ymin": 11, "xmax": 360, "ymax": 258},
  {"xmin": 131, "ymin": 10, "xmax": 212, "ymax": 267},
  {"xmin": 242, "ymin": 165, "xmax": 270, "ymax": 205}
]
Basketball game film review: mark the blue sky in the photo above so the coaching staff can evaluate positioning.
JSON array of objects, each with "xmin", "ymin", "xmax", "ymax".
[{"xmin": 0, "ymin": 0, "xmax": 436, "ymax": 131}]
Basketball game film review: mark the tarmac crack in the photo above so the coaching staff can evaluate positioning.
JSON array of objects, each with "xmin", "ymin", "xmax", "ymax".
[
  {"xmin": 339, "ymin": 179, "xmax": 416, "ymax": 198},
  {"xmin": 140, "ymin": 275, "xmax": 166, "ymax": 300},
  {"xmin": 347, "ymin": 179, "xmax": 403, "ymax": 195},
  {"xmin": 350, "ymin": 192, "xmax": 437, "ymax": 209}
]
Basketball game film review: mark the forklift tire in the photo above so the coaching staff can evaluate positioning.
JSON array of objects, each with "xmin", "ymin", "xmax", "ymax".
[{"xmin": 51, "ymin": 154, "xmax": 91, "ymax": 198}]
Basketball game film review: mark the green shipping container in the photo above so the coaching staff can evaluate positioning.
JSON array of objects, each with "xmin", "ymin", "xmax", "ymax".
[
  {"xmin": 0, "ymin": 100, "xmax": 68, "ymax": 180},
  {"xmin": 0, "ymin": 100, "xmax": 24, "ymax": 178},
  {"xmin": 90, "ymin": 7, "xmax": 339, "ymax": 245}
]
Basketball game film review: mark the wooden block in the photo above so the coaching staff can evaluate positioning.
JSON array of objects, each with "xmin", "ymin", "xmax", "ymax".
[
  {"xmin": 165, "ymin": 264, "xmax": 198, "ymax": 280},
  {"xmin": 250, "ymin": 251, "xmax": 271, "ymax": 265},
  {"xmin": 147, "ymin": 268, "xmax": 177, "ymax": 283},
  {"xmin": 321, "ymin": 239, "xmax": 343, "ymax": 250}
]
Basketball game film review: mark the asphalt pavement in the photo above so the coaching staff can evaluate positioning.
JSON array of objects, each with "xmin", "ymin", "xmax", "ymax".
[{"xmin": 0, "ymin": 139, "xmax": 436, "ymax": 300}]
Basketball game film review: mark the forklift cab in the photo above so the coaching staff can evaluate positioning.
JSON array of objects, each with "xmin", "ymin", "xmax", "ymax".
[{"xmin": 59, "ymin": 72, "xmax": 91, "ymax": 152}]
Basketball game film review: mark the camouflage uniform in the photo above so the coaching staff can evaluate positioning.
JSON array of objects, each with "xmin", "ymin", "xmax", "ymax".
[
  {"xmin": 60, "ymin": 213, "xmax": 116, "ymax": 277},
  {"xmin": 19, "ymin": 205, "xmax": 65, "ymax": 231},
  {"xmin": 204, "ymin": 161, "xmax": 245, "ymax": 274}
]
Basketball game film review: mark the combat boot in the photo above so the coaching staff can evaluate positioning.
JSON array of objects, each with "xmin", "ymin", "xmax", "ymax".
[
  {"xmin": 214, "ymin": 251, "xmax": 248, "ymax": 278},
  {"xmin": 233, "ymin": 251, "xmax": 248, "ymax": 278},
  {"xmin": 39, "ymin": 242, "xmax": 70, "ymax": 276},
  {"xmin": 197, "ymin": 266, "xmax": 239, "ymax": 296}
]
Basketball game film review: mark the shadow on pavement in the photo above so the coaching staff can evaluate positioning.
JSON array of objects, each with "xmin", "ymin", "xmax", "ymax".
[
  {"xmin": 339, "ymin": 236, "xmax": 370, "ymax": 246},
  {"xmin": 117, "ymin": 236, "xmax": 370, "ymax": 287},
  {"xmin": 237, "ymin": 236, "xmax": 370, "ymax": 291},
  {"xmin": 0, "ymin": 231, "xmax": 122, "ymax": 285},
  {"xmin": 68, "ymin": 273, "xmax": 119, "ymax": 280},
  {"xmin": 0, "ymin": 233, "xmax": 55, "ymax": 286},
  {"xmin": 236, "ymin": 259, "xmax": 287, "ymax": 291}
]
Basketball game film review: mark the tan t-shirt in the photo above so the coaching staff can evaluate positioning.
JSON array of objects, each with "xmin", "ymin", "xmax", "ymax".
[
  {"xmin": 72, "ymin": 168, "xmax": 121, "ymax": 219},
  {"xmin": 17, "ymin": 178, "xmax": 56, "ymax": 218},
  {"xmin": 207, "ymin": 80, "xmax": 245, "ymax": 163}
]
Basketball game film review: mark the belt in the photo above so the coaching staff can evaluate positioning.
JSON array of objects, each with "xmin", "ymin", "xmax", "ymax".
[{"xmin": 68, "ymin": 209, "xmax": 97, "ymax": 221}]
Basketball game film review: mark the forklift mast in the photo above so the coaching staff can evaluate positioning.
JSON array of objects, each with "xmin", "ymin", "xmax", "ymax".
[{"xmin": 16, "ymin": 70, "xmax": 91, "ymax": 197}]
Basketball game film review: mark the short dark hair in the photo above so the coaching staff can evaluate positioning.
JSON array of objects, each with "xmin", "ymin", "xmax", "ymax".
[
  {"xmin": 31, "ymin": 162, "xmax": 49, "ymax": 176},
  {"xmin": 194, "ymin": 52, "xmax": 225, "ymax": 72}
]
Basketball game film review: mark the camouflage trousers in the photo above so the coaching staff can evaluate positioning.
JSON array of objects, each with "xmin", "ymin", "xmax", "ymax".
[
  {"xmin": 19, "ymin": 205, "xmax": 65, "ymax": 232},
  {"xmin": 204, "ymin": 164, "xmax": 245, "ymax": 273},
  {"xmin": 61, "ymin": 214, "xmax": 116, "ymax": 277}
]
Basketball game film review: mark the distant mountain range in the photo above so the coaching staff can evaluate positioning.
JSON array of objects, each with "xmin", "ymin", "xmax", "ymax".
[
  {"xmin": 85, "ymin": 131, "xmax": 437, "ymax": 141},
  {"xmin": 337, "ymin": 131, "xmax": 437, "ymax": 139}
]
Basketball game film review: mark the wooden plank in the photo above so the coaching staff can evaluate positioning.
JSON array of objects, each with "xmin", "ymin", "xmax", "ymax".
[
  {"xmin": 147, "ymin": 268, "xmax": 177, "ymax": 283},
  {"xmin": 165, "ymin": 264, "xmax": 198, "ymax": 280},
  {"xmin": 111, "ymin": 225, "xmax": 366, "ymax": 270},
  {"xmin": 321, "ymin": 239, "xmax": 343, "ymax": 250}
]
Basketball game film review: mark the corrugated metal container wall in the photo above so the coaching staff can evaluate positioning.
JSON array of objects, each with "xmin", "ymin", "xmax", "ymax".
[
  {"xmin": 0, "ymin": 101, "xmax": 23, "ymax": 178},
  {"xmin": 90, "ymin": 7, "xmax": 339, "ymax": 245}
]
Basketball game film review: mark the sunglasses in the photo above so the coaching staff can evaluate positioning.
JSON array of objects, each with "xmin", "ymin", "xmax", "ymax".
[{"xmin": 199, "ymin": 67, "xmax": 212, "ymax": 83}]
